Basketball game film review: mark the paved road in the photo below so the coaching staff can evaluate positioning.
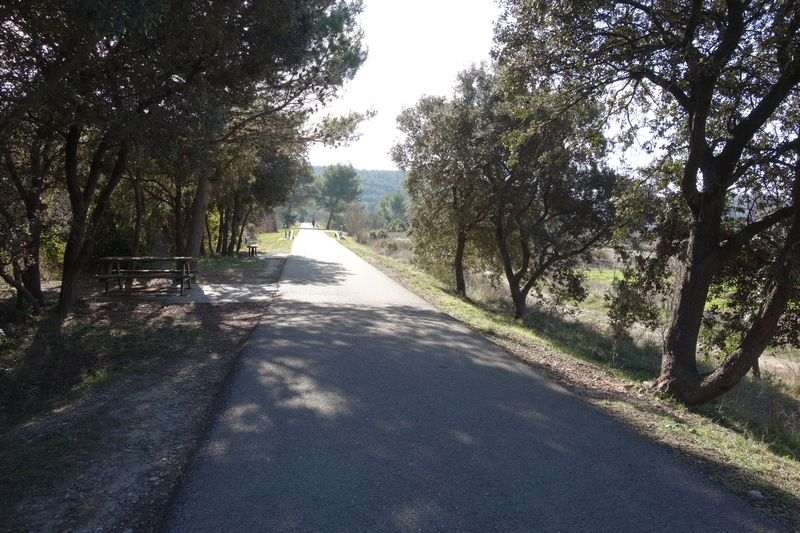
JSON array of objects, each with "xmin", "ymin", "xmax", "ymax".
[{"xmin": 166, "ymin": 229, "xmax": 776, "ymax": 532}]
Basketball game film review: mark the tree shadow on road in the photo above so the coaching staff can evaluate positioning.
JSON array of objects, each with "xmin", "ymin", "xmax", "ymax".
[
  {"xmin": 170, "ymin": 301, "xmax": 787, "ymax": 531},
  {"xmin": 278, "ymin": 256, "xmax": 350, "ymax": 287}
]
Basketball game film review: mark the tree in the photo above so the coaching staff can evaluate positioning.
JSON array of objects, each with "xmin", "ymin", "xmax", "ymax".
[
  {"xmin": 396, "ymin": 65, "xmax": 616, "ymax": 308},
  {"xmin": 0, "ymin": 121, "xmax": 59, "ymax": 310},
  {"xmin": 393, "ymin": 69, "xmax": 492, "ymax": 297},
  {"xmin": 213, "ymin": 147, "xmax": 309, "ymax": 256},
  {"xmin": 0, "ymin": 0, "xmax": 366, "ymax": 314},
  {"xmin": 377, "ymin": 192, "xmax": 408, "ymax": 231},
  {"xmin": 317, "ymin": 164, "xmax": 361, "ymax": 229},
  {"xmin": 480, "ymin": 75, "xmax": 617, "ymax": 318},
  {"xmin": 497, "ymin": 0, "xmax": 800, "ymax": 403},
  {"xmin": 343, "ymin": 202, "xmax": 370, "ymax": 242}
]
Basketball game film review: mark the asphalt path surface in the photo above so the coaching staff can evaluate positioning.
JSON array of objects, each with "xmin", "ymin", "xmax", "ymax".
[{"xmin": 165, "ymin": 228, "xmax": 777, "ymax": 532}]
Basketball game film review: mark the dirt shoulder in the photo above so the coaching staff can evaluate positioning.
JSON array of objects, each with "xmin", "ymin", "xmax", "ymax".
[{"xmin": 0, "ymin": 256, "xmax": 287, "ymax": 531}]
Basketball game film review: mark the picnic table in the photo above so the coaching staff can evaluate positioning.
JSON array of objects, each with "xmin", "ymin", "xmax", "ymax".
[
  {"xmin": 247, "ymin": 244, "xmax": 258, "ymax": 257},
  {"xmin": 96, "ymin": 256, "xmax": 196, "ymax": 295}
]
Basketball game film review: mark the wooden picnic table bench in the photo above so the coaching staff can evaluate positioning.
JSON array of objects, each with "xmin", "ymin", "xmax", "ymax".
[
  {"xmin": 96, "ymin": 256, "xmax": 196, "ymax": 295},
  {"xmin": 247, "ymin": 243, "xmax": 258, "ymax": 257}
]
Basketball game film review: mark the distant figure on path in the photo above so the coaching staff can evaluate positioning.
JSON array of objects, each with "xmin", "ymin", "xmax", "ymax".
[{"xmin": 312, "ymin": 217, "xmax": 316, "ymax": 228}]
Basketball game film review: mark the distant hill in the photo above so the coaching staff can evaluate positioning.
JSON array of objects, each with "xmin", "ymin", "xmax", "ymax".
[{"xmin": 313, "ymin": 167, "xmax": 406, "ymax": 210}]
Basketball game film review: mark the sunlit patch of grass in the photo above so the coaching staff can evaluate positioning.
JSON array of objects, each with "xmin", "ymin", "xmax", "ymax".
[
  {"xmin": 257, "ymin": 231, "xmax": 293, "ymax": 254},
  {"xmin": 197, "ymin": 234, "xmax": 289, "ymax": 283}
]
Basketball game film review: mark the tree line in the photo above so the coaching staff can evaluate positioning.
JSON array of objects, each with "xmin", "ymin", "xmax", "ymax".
[
  {"xmin": 282, "ymin": 164, "xmax": 407, "ymax": 233},
  {"xmin": 0, "ymin": 0, "xmax": 367, "ymax": 316},
  {"xmin": 395, "ymin": 0, "xmax": 800, "ymax": 406}
]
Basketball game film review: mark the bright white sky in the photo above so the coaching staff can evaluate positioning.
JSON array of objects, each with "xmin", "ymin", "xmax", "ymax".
[{"xmin": 308, "ymin": 0, "xmax": 500, "ymax": 171}]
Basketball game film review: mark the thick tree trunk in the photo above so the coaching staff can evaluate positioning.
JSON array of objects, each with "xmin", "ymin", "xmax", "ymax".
[
  {"xmin": 656, "ymin": 197, "xmax": 725, "ymax": 401},
  {"xmin": 184, "ymin": 174, "xmax": 210, "ymax": 257},
  {"xmin": 497, "ymin": 236, "xmax": 529, "ymax": 319},
  {"xmin": 510, "ymin": 287, "xmax": 527, "ymax": 319},
  {"xmin": 21, "ymin": 179, "xmax": 45, "ymax": 304},
  {"xmin": 326, "ymin": 202, "xmax": 337, "ymax": 230},
  {"xmin": 3, "ymin": 266, "xmax": 41, "ymax": 313},
  {"xmin": 20, "ymin": 238, "xmax": 43, "ymax": 305},
  {"xmin": 4, "ymin": 144, "xmax": 46, "ymax": 305},
  {"xmin": 493, "ymin": 209, "xmax": 531, "ymax": 319},
  {"xmin": 57, "ymin": 134, "xmax": 127, "ymax": 316},
  {"xmin": 454, "ymin": 229, "xmax": 467, "ymax": 297},
  {"xmin": 657, "ymin": 174, "xmax": 800, "ymax": 404},
  {"xmin": 58, "ymin": 216, "xmax": 88, "ymax": 315}
]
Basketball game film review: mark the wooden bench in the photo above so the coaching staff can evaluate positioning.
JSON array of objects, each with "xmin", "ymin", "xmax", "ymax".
[
  {"xmin": 247, "ymin": 244, "xmax": 258, "ymax": 257},
  {"xmin": 96, "ymin": 257, "xmax": 196, "ymax": 295}
]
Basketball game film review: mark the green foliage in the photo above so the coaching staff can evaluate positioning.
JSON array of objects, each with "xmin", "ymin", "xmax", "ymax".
[
  {"xmin": 312, "ymin": 167, "xmax": 406, "ymax": 211},
  {"xmin": 395, "ymin": 64, "xmax": 618, "ymax": 311},
  {"xmin": 357, "ymin": 170, "xmax": 406, "ymax": 209},
  {"xmin": 376, "ymin": 192, "xmax": 408, "ymax": 231},
  {"xmin": 497, "ymin": 0, "xmax": 800, "ymax": 402},
  {"xmin": 316, "ymin": 164, "xmax": 361, "ymax": 228},
  {"xmin": 0, "ymin": 0, "xmax": 367, "ymax": 309}
]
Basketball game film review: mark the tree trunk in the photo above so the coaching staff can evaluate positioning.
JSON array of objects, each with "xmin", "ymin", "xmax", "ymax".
[
  {"xmin": 510, "ymin": 286, "xmax": 527, "ymax": 319},
  {"xmin": 656, "ymin": 198, "xmax": 725, "ymax": 400},
  {"xmin": 21, "ymin": 181, "xmax": 44, "ymax": 304},
  {"xmin": 4, "ymin": 144, "xmax": 46, "ymax": 305},
  {"xmin": 496, "ymin": 232, "xmax": 529, "ymax": 319},
  {"xmin": 227, "ymin": 197, "xmax": 241, "ymax": 256},
  {"xmin": 215, "ymin": 207, "xmax": 225, "ymax": 255},
  {"xmin": 657, "ymin": 175, "xmax": 800, "ymax": 404},
  {"xmin": 57, "ymin": 134, "xmax": 128, "ymax": 316},
  {"xmin": 20, "ymin": 238, "xmax": 43, "ymax": 305},
  {"xmin": 205, "ymin": 214, "xmax": 215, "ymax": 257},
  {"xmin": 493, "ymin": 208, "xmax": 531, "ymax": 319},
  {"xmin": 326, "ymin": 202, "xmax": 337, "ymax": 230},
  {"xmin": 219, "ymin": 206, "xmax": 230, "ymax": 256},
  {"xmin": 58, "ymin": 215, "xmax": 88, "ymax": 315},
  {"xmin": 125, "ymin": 173, "xmax": 145, "ymax": 291},
  {"xmin": 132, "ymin": 173, "xmax": 145, "ymax": 255},
  {"xmin": 173, "ymin": 173, "xmax": 184, "ymax": 256},
  {"xmin": 3, "ymin": 266, "xmax": 41, "ymax": 313},
  {"xmin": 454, "ymin": 229, "xmax": 467, "ymax": 297},
  {"xmin": 184, "ymin": 173, "xmax": 210, "ymax": 257},
  {"xmin": 236, "ymin": 204, "xmax": 253, "ymax": 254}
]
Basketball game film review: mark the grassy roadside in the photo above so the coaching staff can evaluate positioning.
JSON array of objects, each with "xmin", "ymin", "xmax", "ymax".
[
  {"xmin": 339, "ymin": 237, "xmax": 800, "ymax": 529},
  {"xmin": 198, "ymin": 231, "xmax": 292, "ymax": 284},
  {"xmin": 257, "ymin": 230, "xmax": 294, "ymax": 254}
]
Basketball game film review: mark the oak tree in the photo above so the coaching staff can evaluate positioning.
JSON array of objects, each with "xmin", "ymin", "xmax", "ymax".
[{"xmin": 497, "ymin": 0, "xmax": 800, "ymax": 403}]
